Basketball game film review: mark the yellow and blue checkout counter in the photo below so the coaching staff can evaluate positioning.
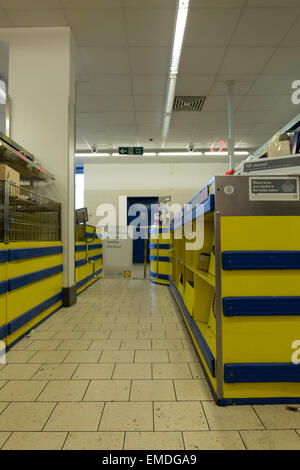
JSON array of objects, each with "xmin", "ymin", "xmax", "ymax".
[
  {"xmin": 0, "ymin": 240, "xmax": 63, "ymax": 350},
  {"xmin": 75, "ymin": 224, "xmax": 103, "ymax": 295},
  {"xmin": 167, "ymin": 175, "xmax": 300, "ymax": 405},
  {"xmin": 149, "ymin": 226, "xmax": 171, "ymax": 286},
  {"xmin": 0, "ymin": 178, "xmax": 103, "ymax": 352}
]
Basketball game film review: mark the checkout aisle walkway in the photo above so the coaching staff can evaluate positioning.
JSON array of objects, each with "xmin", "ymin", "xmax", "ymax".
[{"xmin": 0, "ymin": 279, "xmax": 299, "ymax": 450}]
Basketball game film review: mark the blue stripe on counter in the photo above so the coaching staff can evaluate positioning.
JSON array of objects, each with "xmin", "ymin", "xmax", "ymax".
[
  {"xmin": 9, "ymin": 265, "xmax": 63, "ymax": 291},
  {"xmin": 88, "ymin": 254, "xmax": 103, "ymax": 262},
  {"xmin": 8, "ymin": 292, "xmax": 63, "ymax": 334},
  {"xmin": 150, "ymin": 271, "xmax": 169, "ymax": 280},
  {"xmin": 75, "ymin": 259, "xmax": 87, "ymax": 268},
  {"xmin": 224, "ymin": 363, "xmax": 300, "ymax": 383},
  {"xmin": 0, "ymin": 280, "xmax": 8, "ymax": 295},
  {"xmin": 9, "ymin": 246, "xmax": 62, "ymax": 261},
  {"xmin": 0, "ymin": 251, "xmax": 8, "ymax": 263},
  {"xmin": 75, "ymin": 245, "xmax": 87, "ymax": 252},
  {"xmin": 76, "ymin": 268, "xmax": 103, "ymax": 290},
  {"xmin": 222, "ymin": 251, "xmax": 300, "ymax": 270},
  {"xmin": 0, "ymin": 324, "xmax": 8, "ymax": 340},
  {"xmin": 223, "ymin": 296, "xmax": 300, "ymax": 316},
  {"xmin": 149, "ymin": 244, "xmax": 170, "ymax": 250},
  {"xmin": 149, "ymin": 255, "xmax": 170, "ymax": 262},
  {"xmin": 88, "ymin": 244, "xmax": 102, "ymax": 250}
]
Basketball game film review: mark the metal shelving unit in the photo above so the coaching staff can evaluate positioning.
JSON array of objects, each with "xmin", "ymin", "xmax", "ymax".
[{"xmin": 0, "ymin": 131, "xmax": 55, "ymax": 182}]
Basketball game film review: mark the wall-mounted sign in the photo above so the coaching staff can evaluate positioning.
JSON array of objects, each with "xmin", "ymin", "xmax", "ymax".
[
  {"xmin": 249, "ymin": 176, "xmax": 300, "ymax": 201},
  {"xmin": 118, "ymin": 147, "xmax": 144, "ymax": 155}
]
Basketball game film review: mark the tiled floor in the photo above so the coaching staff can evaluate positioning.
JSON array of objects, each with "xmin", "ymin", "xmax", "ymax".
[{"xmin": 0, "ymin": 278, "xmax": 300, "ymax": 450}]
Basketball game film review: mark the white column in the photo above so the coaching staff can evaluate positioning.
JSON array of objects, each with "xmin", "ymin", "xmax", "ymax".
[
  {"xmin": 227, "ymin": 81, "xmax": 235, "ymax": 170},
  {"xmin": 0, "ymin": 27, "xmax": 76, "ymax": 305}
]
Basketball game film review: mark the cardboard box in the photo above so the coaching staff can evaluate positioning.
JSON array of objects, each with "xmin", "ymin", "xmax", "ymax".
[
  {"xmin": 267, "ymin": 140, "xmax": 291, "ymax": 158},
  {"xmin": 0, "ymin": 164, "xmax": 20, "ymax": 196}
]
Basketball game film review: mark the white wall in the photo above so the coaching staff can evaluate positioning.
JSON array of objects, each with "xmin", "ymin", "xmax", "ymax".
[{"xmin": 84, "ymin": 161, "xmax": 228, "ymax": 225}]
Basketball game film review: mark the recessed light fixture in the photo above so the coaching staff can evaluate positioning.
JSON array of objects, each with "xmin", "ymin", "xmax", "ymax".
[
  {"xmin": 75, "ymin": 153, "xmax": 110, "ymax": 157},
  {"xmin": 158, "ymin": 152, "xmax": 203, "ymax": 156},
  {"xmin": 204, "ymin": 151, "xmax": 249, "ymax": 156},
  {"xmin": 162, "ymin": 0, "xmax": 190, "ymax": 140}
]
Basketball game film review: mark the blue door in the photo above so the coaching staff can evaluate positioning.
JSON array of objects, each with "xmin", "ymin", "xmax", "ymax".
[{"xmin": 127, "ymin": 197, "xmax": 159, "ymax": 263}]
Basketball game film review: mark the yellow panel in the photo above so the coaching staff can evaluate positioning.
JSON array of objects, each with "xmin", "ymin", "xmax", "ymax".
[
  {"xmin": 7, "ymin": 299, "xmax": 62, "ymax": 347},
  {"xmin": 220, "ymin": 215, "xmax": 300, "ymax": 400},
  {"xmin": 183, "ymin": 281, "xmax": 195, "ymax": 316},
  {"xmin": 7, "ymin": 274, "xmax": 62, "ymax": 323}
]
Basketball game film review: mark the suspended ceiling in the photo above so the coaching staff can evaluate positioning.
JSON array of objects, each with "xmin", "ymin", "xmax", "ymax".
[{"xmin": 0, "ymin": 0, "xmax": 300, "ymax": 153}]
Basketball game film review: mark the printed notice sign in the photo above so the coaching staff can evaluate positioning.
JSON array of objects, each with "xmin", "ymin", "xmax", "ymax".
[{"xmin": 249, "ymin": 177, "xmax": 300, "ymax": 201}]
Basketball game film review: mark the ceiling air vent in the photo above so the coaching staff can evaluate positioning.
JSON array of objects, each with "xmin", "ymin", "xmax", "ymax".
[{"xmin": 173, "ymin": 95, "xmax": 206, "ymax": 112}]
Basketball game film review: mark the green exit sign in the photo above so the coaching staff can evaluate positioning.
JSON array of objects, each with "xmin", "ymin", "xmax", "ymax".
[{"xmin": 118, "ymin": 147, "xmax": 144, "ymax": 155}]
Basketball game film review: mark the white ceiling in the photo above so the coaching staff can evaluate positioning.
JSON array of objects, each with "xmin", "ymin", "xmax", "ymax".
[{"xmin": 0, "ymin": 0, "xmax": 300, "ymax": 152}]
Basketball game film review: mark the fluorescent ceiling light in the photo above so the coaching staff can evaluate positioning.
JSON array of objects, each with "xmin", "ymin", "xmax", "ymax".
[
  {"xmin": 76, "ymin": 153, "xmax": 110, "ymax": 157},
  {"xmin": 158, "ymin": 152, "xmax": 203, "ymax": 156},
  {"xmin": 161, "ymin": 0, "xmax": 190, "ymax": 141},
  {"xmin": 204, "ymin": 151, "xmax": 249, "ymax": 156},
  {"xmin": 0, "ymin": 79, "xmax": 6, "ymax": 105},
  {"xmin": 112, "ymin": 152, "xmax": 157, "ymax": 156}
]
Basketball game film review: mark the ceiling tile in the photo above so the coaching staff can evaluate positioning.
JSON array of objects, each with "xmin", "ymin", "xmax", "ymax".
[
  {"xmin": 246, "ymin": 0, "xmax": 300, "ymax": 7},
  {"xmin": 264, "ymin": 47, "xmax": 300, "ymax": 73},
  {"xmin": 65, "ymin": 10, "xmax": 126, "ymax": 46},
  {"xmin": 248, "ymin": 121, "xmax": 282, "ymax": 135},
  {"xmin": 231, "ymin": 8, "xmax": 297, "ymax": 46},
  {"xmin": 234, "ymin": 110, "xmax": 268, "ymax": 123},
  {"xmin": 126, "ymin": 9, "xmax": 174, "ymax": 46},
  {"xmin": 8, "ymin": 9, "xmax": 66, "ymax": 26},
  {"xmin": 219, "ymin": 47, "xmax": 275, "ymax": 74},
  {"xmin": 202, "ymin": 95, "xmax": 243, "ymax": 111},
  {"xmin": 185, "ymin": 9, "xmax": 241, "ymax": 46},
  {"xmin": 171, "ymin": 111, "xmax": 228, "ymax": 129},
  {"xmin": 77, "ymin": 95, "xmax": 103, "ymax": 112},
  {"xmin": 215, "ymin": 73, "xmax": 258, "ymax": 82},
  {"xmin": 282, "ymin": 16, "xmax": 300, "ymax": 45},
  {"xmin": 249, "ymin": 74, "xmax": 299, "ymax": 95},
  {"xmin": 180, "ymin": 47, "xmax": 226, "ymax": 74},
  {"xmin": 0, "ymin": 0, "xmax": 61, "ymax": 8},
  {"xmin": 129, "ymin": 47, "xmax": 170, "ymax": 74},
  {"xmin": 235, "ymin": 135, "xmax": 267, "ymax": 148},
  {"xmin": 190, "ymin": 0, "xmax": 246, "ymax": 6},
  {"xmin": 71, "ymin": 26, "xmax": 126, "ymax": 46},
  {"xmin": 136, "ymin": 112, "xmax": 162, "ymax": 126},
  {"xmin": 132, "ymin": 75, "xmax": 167, "ymax": 95},
  {"xmin": 98, "ymin": 95, "xmax": 134, "ymax": 111},
  {"xmin": 125, "ymin": 0, "xmax": 176, "ymax": 8},
  {"xmin": 134, "ymin": 95, "xmax": 164, "ymax": 112},
  {"xmin": 89, "ymin": 75, "xmax": 132, "ymax": 95},
  {"xmin": 0, "ymin": 9, "xmax": 12, "ymax": 25},
  {"xmin": 102, "ymin": 111, "xmax": 136, "ymax": 125},
  {"xmin": 79, "ymin": 47, "xmax": 130, "ymax": 74},
  {"xmin": 76, "ymin": 80, "xmax": 95, "ymax": 96},
  {"xmin": 61, "ymin": 0, "xmax": 122, "ymax": 7},
  {"xmin": 176, "ymin": 74, "xmax": 215, "ymax": 95},
  {"xmin": 238, "ymin": 95, "xmax": 280, "ymax": 111},
  {"xmin": 77, "ymin": 112, "xmax": 108, "ymax": 130},
  {"xmin": 210, "ymin": 80, "xmax": 253, "ymax": 95}
]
